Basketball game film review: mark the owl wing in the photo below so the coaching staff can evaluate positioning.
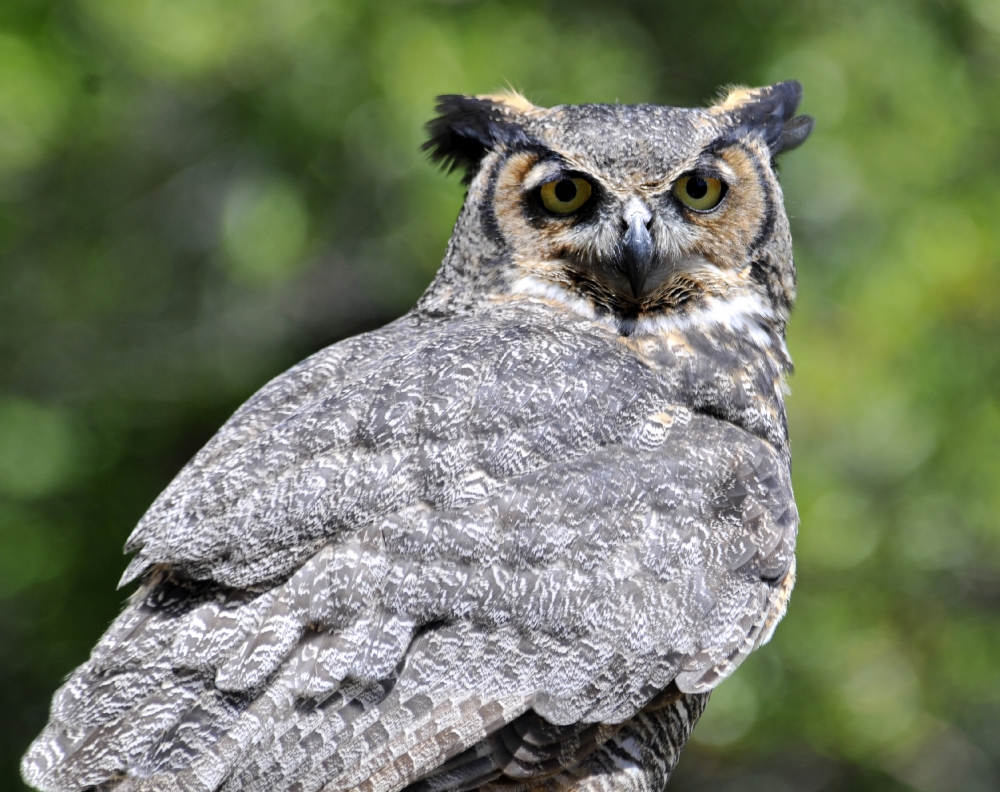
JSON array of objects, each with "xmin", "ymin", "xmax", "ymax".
[{"xmin": 22, "ymin": 302, "xmax": 797, "ymax": 792}]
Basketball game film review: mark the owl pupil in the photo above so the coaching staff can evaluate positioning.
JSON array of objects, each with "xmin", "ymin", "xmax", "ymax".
[
  {"xmin": 554, "ymin": 180, "xmax": 577, "ymax": 203},
  {"xmin": 686, "ymin": 178, "xmax": 709, "ymax": 199}
]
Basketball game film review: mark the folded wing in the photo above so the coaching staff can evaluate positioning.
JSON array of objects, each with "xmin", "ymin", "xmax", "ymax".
[{"xmin": 23, "ymin": 303, "xmax": 796, "ymax": 792}]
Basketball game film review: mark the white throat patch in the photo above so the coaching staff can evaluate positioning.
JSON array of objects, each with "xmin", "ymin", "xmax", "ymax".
[{"xmin": 508, "ymin": 272, "xmax": 787, "ymax": 359}]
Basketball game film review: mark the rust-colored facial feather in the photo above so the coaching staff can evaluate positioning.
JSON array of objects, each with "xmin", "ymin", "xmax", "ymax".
[{"xmin": 487, "ymin": 132, "xmax": 787, "ymax": 323}]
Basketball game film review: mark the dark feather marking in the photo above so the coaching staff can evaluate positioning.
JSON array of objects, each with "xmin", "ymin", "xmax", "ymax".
[
  {"xmin": 553, "ymin": 254, "xmax": 704, "ymax": 332},
  {"xmin": 741, "ymin": 142, "xmax": 777, "ymax": 258},
  {"xmin": 424, "ymin": 96, "xmax": 550, "ymax": 187},
  {"xmin": 726, "ymin": 80, "xmax": 815, "ymax": 157},
  {"xmin": 479, "ymin": 154, "xmax": 506, "ymax": 249}
]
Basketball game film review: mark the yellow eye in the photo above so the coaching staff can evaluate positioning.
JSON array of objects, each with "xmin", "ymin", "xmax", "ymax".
[
  {"xmin": 539, "ymin": 177, "xmax": 592, "ymax": 214},
  {"xmin": 673, "ymin": 174, "xmax": 726, "ymax": 212}
]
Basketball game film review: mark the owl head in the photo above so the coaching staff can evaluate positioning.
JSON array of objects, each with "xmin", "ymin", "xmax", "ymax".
[{"xmin": 422, "ymin": 83, "xmax": 813, "ymax": 339}]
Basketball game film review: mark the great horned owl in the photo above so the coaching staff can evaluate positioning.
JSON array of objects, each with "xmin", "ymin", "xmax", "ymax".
[{"xmin": 23, "ymin": 82, "xmax": 813, "ymax": 792}]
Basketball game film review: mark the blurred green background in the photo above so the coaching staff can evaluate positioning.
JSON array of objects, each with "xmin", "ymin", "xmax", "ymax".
[{"xmin": 1, "ymin": 0, "xmax": 999, "ymax": 790}]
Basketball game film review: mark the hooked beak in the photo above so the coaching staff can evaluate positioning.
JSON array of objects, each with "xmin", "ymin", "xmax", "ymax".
[{"xmin": 619, "ymin": 199, "xmax": 654, "ymax": 298}]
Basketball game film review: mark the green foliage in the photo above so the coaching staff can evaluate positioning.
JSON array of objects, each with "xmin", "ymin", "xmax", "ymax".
[{"xmin": 1, "ymin": 1, "xmax": 998, "ymax": 790}]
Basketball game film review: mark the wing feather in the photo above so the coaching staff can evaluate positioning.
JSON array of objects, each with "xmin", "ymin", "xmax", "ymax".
[{"xmin": 23, "ymin": 301, "xmax": 797, "ymax": 791}]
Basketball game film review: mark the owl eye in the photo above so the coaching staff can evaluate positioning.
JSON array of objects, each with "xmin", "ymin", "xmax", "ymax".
[
  {"xmin": 673, "ymin": 173, "xmax": 727, "ymax": 212},
  {"xmin": 539, "ymin": 177, "xmax": 593, "ymax": 214}
]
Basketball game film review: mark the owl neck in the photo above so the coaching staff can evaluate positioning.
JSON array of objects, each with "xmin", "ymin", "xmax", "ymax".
[{"xmin": 415, "ymin": 189, "xmax": 509, "ymax": 317}]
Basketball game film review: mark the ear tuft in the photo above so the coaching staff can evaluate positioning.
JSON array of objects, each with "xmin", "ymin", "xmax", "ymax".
[
  {"xmin": 775, "ymin": 113, "xmax": 815, "ymax": 154},
  {"xmin": 713, "ymin": 80, "xmax": 815, "ymax": 157},
  {"xmin": 423, "ymin": 95, "xmax": 532, "ymax": 183}
]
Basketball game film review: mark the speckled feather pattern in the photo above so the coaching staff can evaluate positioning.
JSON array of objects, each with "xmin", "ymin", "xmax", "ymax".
[{"xmin": 23, "ymin": 84, "xmax": 809, "ymax": 792}]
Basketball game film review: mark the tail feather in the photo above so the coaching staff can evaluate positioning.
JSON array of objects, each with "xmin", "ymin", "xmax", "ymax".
[
  {"xmin": 406, "ymin": 709, "xmax": 621, "ymax": 792},
  {"xmin": 501, "ymin": 693, "xmax": 709, "ymax": 792}
]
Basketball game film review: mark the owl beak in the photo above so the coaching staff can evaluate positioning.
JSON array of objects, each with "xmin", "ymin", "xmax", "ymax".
[{"xmin": 620, "ymin": 200, "xmax": 654, "ymax": 298}]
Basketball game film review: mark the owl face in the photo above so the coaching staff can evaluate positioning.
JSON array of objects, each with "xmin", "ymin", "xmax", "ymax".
[{"xmin": 425, "ymin": 84, "xmax": 813, "ymax": 337}]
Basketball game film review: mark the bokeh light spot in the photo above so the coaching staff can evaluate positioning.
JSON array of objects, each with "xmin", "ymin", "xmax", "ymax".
[
  {"xmin": 0, "ymin": 35, "xmax": 68, "ymax": 173},
  {"xmin": 0, "ymin": 399, "xmax": 76, "ymax": 500},
  {"xmin": 0, "ymin": 506, "xmax": 68, "ymax": 598},
  {"xmin": 799, "ymin": 491, "xmax": 880, "ymax": 569},
  {"xmin": 221, "ymin": 176, "xmax": 309, "ymax": 286}
]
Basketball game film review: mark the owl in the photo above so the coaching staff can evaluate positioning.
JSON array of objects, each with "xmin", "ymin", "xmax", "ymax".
[{"xmin": 22, "ymin": 82, "xmax": 813, "ymax": 792}]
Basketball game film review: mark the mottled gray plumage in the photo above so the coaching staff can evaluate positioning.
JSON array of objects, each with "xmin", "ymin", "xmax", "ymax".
[{"xmin": 23, "ymin": 82, "xmax": 812, "ymax": 792}]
